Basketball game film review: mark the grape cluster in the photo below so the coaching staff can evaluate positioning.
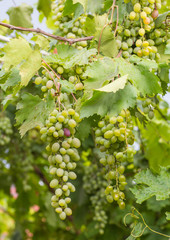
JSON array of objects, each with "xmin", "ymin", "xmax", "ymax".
[
  {"xmin": 138, "ymin": 96, "xmax": 156, "ymax": 119},
  {"xmin": 51, "ymin": 0, "xmax": 87, "ymax": 49},
  {"xmin": 0, "ymin": 116, "xmax": 13, "ymax": 146},
  {"xmin": 83, "ymin": 164, "xmax": 108, "ymax": 235},
  {"xmin": 34, "ymin": 64, "xmax": 86, "ymax": 98},
  {"xmin": 115, "ymin": 0, "xmax": 169, "ymax": 61},
  {"xmin": 94, "ymin": 110, "xmax": 136, "ymax": 209},
  {"xmin": 40, "ymin": 108, "xmax": 81, "ymax": 220}
]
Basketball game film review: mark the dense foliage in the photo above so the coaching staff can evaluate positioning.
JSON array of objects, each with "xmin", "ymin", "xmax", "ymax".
[{"xmin": 0, "ymin": 0, "xmax": 170, "ymax": 239}]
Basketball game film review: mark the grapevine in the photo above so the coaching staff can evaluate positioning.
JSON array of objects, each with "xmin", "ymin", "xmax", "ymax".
[{"xmin": 0, "ymin": 0, "xmax": 169, "ymax": 239}]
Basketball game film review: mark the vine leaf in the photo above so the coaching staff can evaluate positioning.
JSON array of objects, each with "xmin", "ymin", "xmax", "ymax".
[
  {"xmin": 15, "ymin": 93, "xmax": 55, "ymax": 137},
  {"xmin": 80, "ymin": 83, "xmax": 137, "ymax": 118},
  {"xmin": 44, "ymin": 44, "xmax": 97, "ymax": 69},
  {"xmin": 7, "ymin": 3, "xmax": 33, "ymax": 28},
  {"xmin": 95, "ymin": 75, "xmax": 128, "ymax": 92},
  {"xmin": 129, "ymin": 55, "xmax": 158, "ymax": 70},
  {"xmin": 73, "ymin": 0, "xmax": 104, "ymax": 13},
  {"xmin": 37, "ymin": 0, "xmax": 51, "ymax": 18},
  {"xmin": 19, "ymin": 50, "xmax": 41, "ymax": 86},
  {"xmin": 141, "ymin": 120, "xmax": 170, "ymax": 172},
  {"xmin": 0, "ymin": 38, "xmax": 41, "ymax": 86},
  {"xmin": 83, "ymin": 57, "xmax": 118, "ymax": 90},
  {"xmin": 130, "ymin": 167, "xmax": 170, "ymax": 204},
  {"xmin": 115, "ymin": 58, "xmax": 162, "ymax": 96},
  {"xmin": 0, "ymin": 68, "xmax": 21, "ymax": 92}
]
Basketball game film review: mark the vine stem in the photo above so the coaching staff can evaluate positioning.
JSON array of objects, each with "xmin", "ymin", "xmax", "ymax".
[
  {"xmin": 124, "ymin": 207, "xmax": 170, "ymax": 239},
  {"xmin": 42, "ymin": 59, "xmax": 60, "ymax": 80},
  {"xmin": 0, "ymin": 22, "xmax": 94, "ymax": 44}
]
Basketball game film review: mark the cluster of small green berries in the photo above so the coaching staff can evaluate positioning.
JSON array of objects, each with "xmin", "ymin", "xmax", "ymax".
[
  {"xmin": 51, "ymin": 0, "xmax": 87, "ymax": 49},
  {"xmin": 40, "ymin": 108, "xmax": 81, "ymax": 220},
  {"xmin": 115, "ymin": 0, "xmax": 169, "ymax": 61},
  {"xmin": 83, "ymin": 164, "xmax": 108, "ymax": 235},
  {"xmin": 94, "ymin": 110, "xmax": 136, "ymax": 209},
  {"xmin": 35, "ymin": 64, "xmax": 86, "ymax": 96},
  {"xmin": 0, "ymin": 116, "xmax": 13, "ymax": 146},
  {"xmin": 139, "ymin": 97, "xmax": 156, "ymax": 119}
]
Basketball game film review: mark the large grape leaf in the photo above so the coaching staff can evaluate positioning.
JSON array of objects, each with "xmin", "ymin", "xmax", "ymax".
[
  {"xmin": 0, "ymin": 38, "xmax": 42, "ymax": 86},
  {"xmin": 0, "ymin": 68, "xmax": 21, "ymax": 92},
  {"xmin": 83, "ymin": 57, "xmax": 118, "ymax": 90},
  {"xmin": 15, "ymin": 93, "xmax": 55, "ymax": 137},
  {"xmin": 19, "ymin": 50, "xmax": 41, "ymax": 86},
  {"xmin": 130, "ymin": 167, "xmax": 170, "ymax": 204},
  {"xmin": 7, "ymin": 3, "xmax": 33, "ymax": 28},
  {"xmin": 73, "ymin": 0, "xmax": 104, "ymax": 13},
  {"xmin": 0, "ymin": 38, "xmax": 32, "ymax": 70},
  {"xmin": 44, "ymin": 44, "xmax": 97, "ymax": 69},
  {"xmin": 37, "ymin": 0, "xmax": 51, "ymax": 18},
  {"xmin": 80, "ymin": 83, "xmax": 137, "ymax": 118},
  {"xmin": 95, "ymin": 75, "xmax": 128, "ymax": 92},
  {"xmin": 141, "ymin": 120, "xmax": 170, "ymax": 172},
  {"xmin": 129, "ymin": 55, "xmax": 158, "ymax": 70},
  {"xmin": 115, "ymin": 58, "xmax": 162, "ymax": 96}
]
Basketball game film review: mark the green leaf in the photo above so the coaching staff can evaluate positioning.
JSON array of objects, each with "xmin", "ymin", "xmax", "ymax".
[
  {"xmin": 84, "ymin": 15, "xmax": 96, "ymax": 36},
  {"xmin": 7, "ymin": 3, "xmax": 33, "ymax": 28},
  {"xmin": 147, "ymin": 197, "xmax": 170, "ymax": 212},
  {"xmin": 31, "ymin": 35, "xmax": 49, "ymax": 50},
  {"xmin": 157, "ymin": 43, "xmax": 170, "ymax": 64},
  {"xmin": 73, "ymin": 0, "xmax": 104, "ymax": 13},
  {"xmin": 141, "ymin": 120, "xmax": 170, "ymax": 172},
  {"xmin": 99, "ymin": 27, "xmax": 118, "ymax": 58},
  {"xmin": 19, "ymin": 49, "xmax": 41, "ymax": 86},
  {"xmin": 76, "ymin": 115, "xmax": 100, "ymax": 140},
  {"xmin": 0, "ymin": 38, "xmax": 42, "ymax": 86},
  {"xmin": 115, "ymin": 58, "xmax": 162, "ymax": 96},
  {"xmin": 165, "ymin": 212, "xmax": 170, "ymax": 220},
  {"xmin": 37, "ymin": 0, "xmax": 51, "ymax": 18},
  {"xmin": 59, "ymin": 80, "xmax": 75, "ymax": 93},
  {"xmin": 0, "ymin": 37, "xmax": 32, "ymax": 70},
  {"xmin": 0, "ymin": 68, "xmax": 21, "ymax": 92},
  {"xmin": 44, "ymin": 44, "xmax": 97, "ymax": 69},
  {"xmin": 80, "ymin": 83, "xmax": 137, "ymax": 118},
  {"xmin": 155, "ymin": 11, "xmax": 170, "ymax": 28},
  {"xmin": 63, "ymin": 0, "xmax": 84, "ymax": 28},
  {"xmin": 130, "ymin": 167, "xmax": 170, "ymax": 204},
  {"xmin": 129, "ymin": 55, "xmax": 158, "ymax": 70},
  {"xmin": 15, "ymin": 93, "xmax": 55, "ymax": 137},
  {"xmin": 83, "ymin": 57, "xmax": 118, "ymax": 90},
  {"xmin": 95, "ymin": 75, "xmax": 128, "ymax": 92}
]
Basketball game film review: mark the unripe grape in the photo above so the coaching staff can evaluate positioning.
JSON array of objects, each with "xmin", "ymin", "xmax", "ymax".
[
  {"xmin": 138, "ymin": 28, "xmax": 145, "ymax": 36},
  {"xmin": 129, "ymin": 11, "xmax": 136, "ymax": 20},
  {"xmin": 68, "ymin": 172, "xmax": 77, "ymax": 180},
  {"xmin": 57, "ymin": 66, "xmax": 64, "ymax": 74},
  {"xmin": 55, "ymin": 207, "xmax": 62, "ymax": 214},
  {"xmin": 56, "ymin": 168, "xmax": 64, "ymax": 177},
  {"xmin": 140, "ymin": 11, "xmax": 147, "ymax": 19},
  {"xmin": 59, "ymin": 211, "xmax": 66, "ymax": 220},
  {"xmin": 55, "ymin": 188, "xmax": 62, "ymax": 197},
  {"xmin": 68, "ymin": 119, "xmax": 76, "ymax": 128},
  {"xmin": 143, "ymin": 17, "xmax": 151, "ymax": 25},
  {"xmin": 35, "ymin": 76, "xmax": 42, "ymax": 85},
  {"xmin": 151, "ymin": 9, "xmax": 159, "ymax": 19},
  {"xmin": 50, "ymin": 179, "xmax": 59, "ymax": 188},
  {"xmin": 134, "ymin": 3, "xmax": 141, "ymax": 12},
  {"xmin": 52, "ymin": 142, "xmax": 60, "ymax": 153},
  {"xmin": 64, "ymin": 207, "xmax": 72, "ymax": 216}
]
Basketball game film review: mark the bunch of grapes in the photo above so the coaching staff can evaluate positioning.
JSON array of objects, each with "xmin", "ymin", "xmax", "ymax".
[
  {"xmin": 94, "ymin": 110, "xmax": 136, "ymax": 209},
  {"xmin": 83, "ymin": 164, "xmax": 108, "ymax": 235},
  {"xmin": 0, "ymin": 116, "xmax": 13, "ymax": 146},
  {"xmin": 138, "ymin": 96, "xmax": 156, "ymax": 119},
  {"xmin": 115, "ymin": 0, "xmax": 169, "ymax": 61},
  {"xmin": 34, "ymin": 64, "xmax": 86, "ymax": 98},
  {"xmin": 40, "ymin": 108, "xmax": 81, "ymax": 220},
  {"xmin": 51, "ymin": 0, "xmax": 87, "ymax": 49}
]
